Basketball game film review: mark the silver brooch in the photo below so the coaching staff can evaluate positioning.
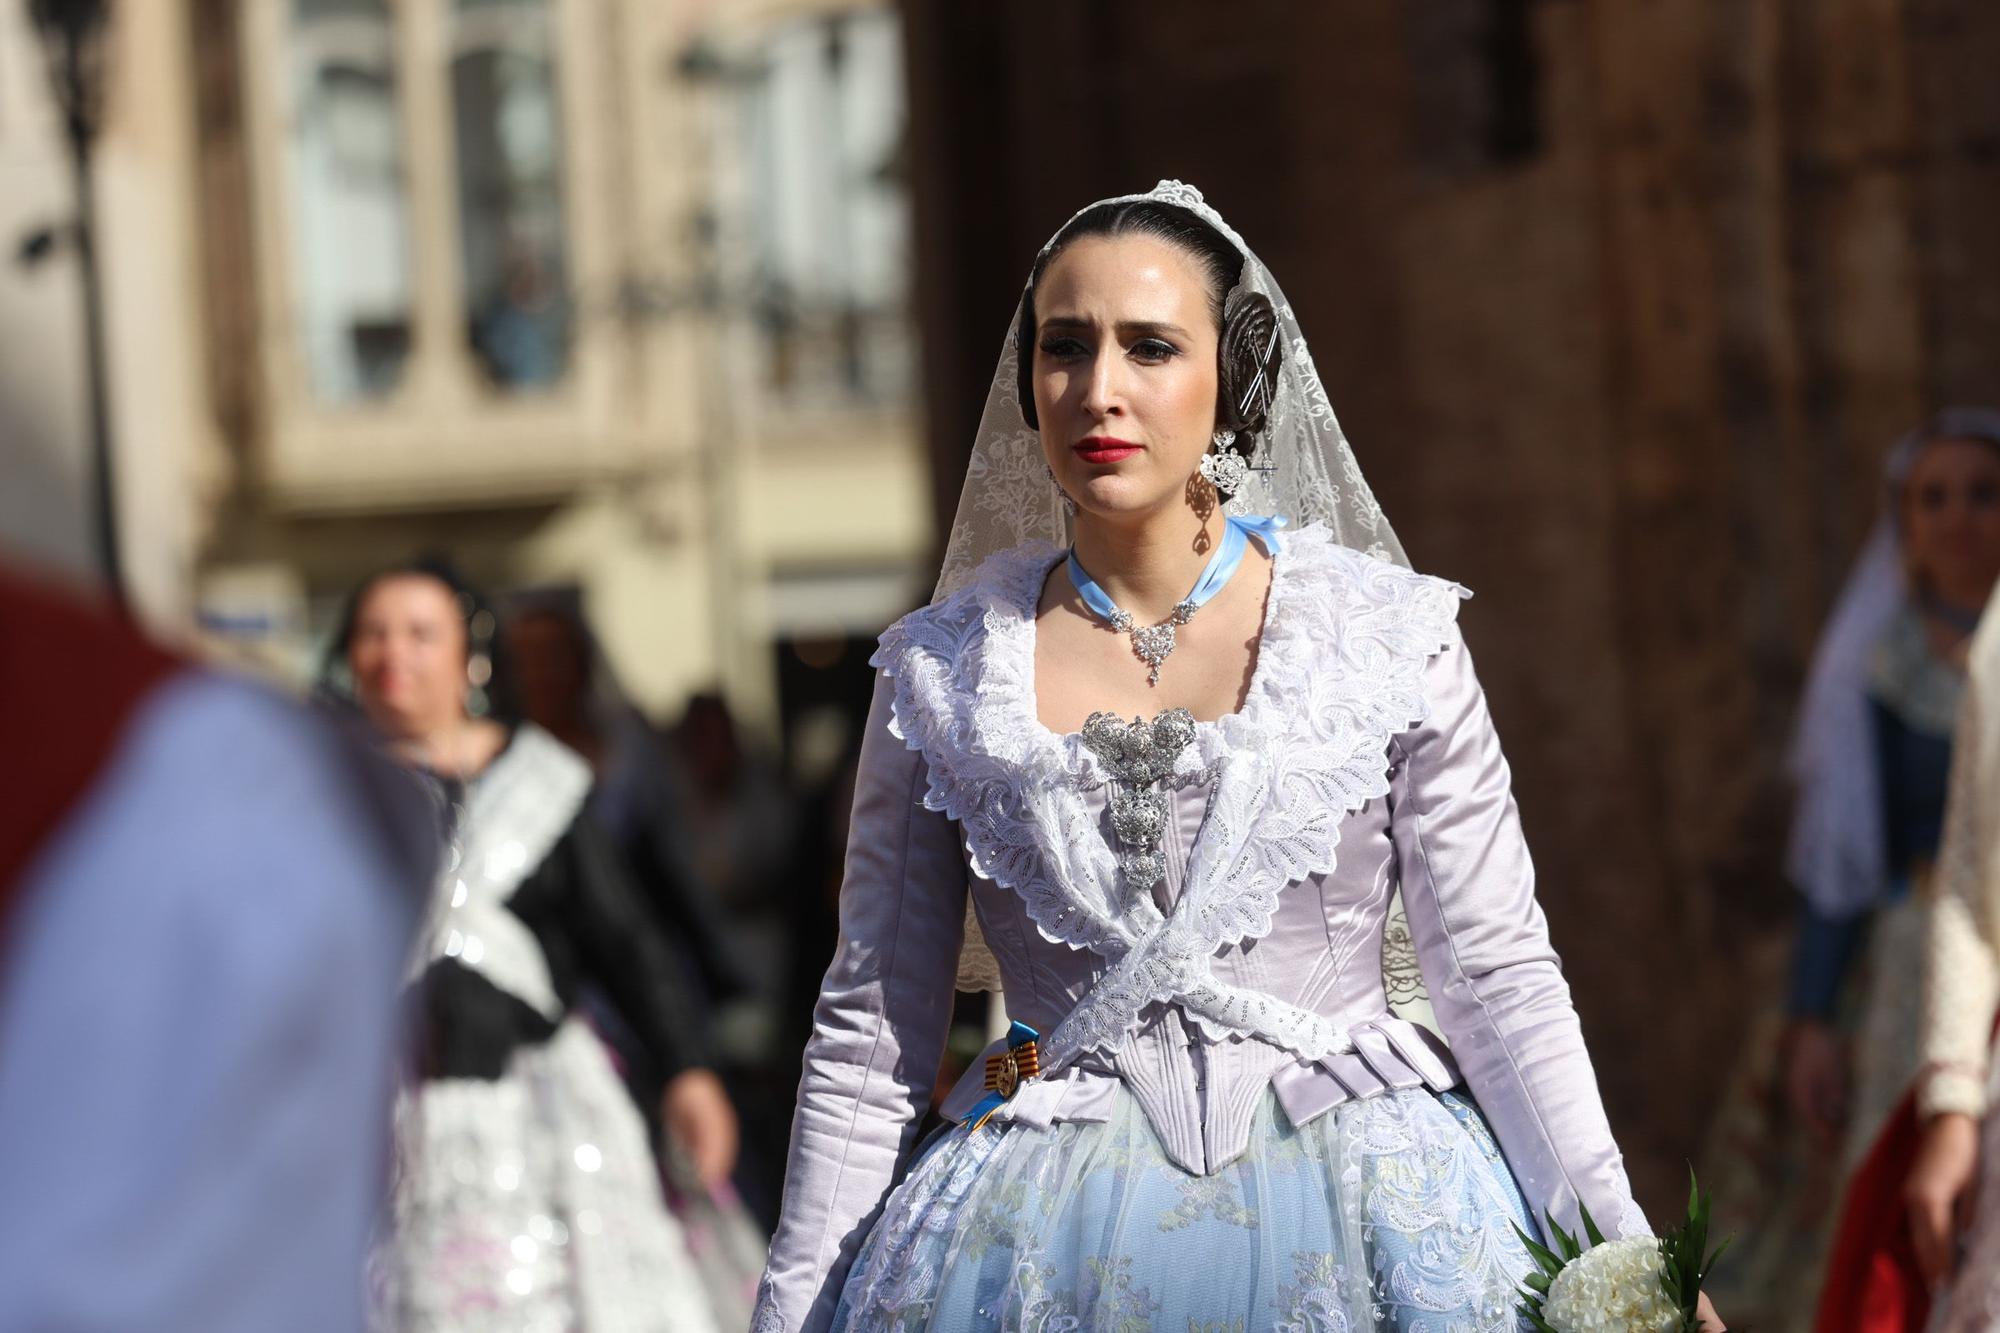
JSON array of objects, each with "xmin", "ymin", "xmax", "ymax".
[{"xmin": 1083, "ymin": 709, "xmax": 1197, "ymax": 895}]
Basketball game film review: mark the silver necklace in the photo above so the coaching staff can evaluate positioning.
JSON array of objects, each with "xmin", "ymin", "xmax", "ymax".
[{"xmin": 1064, "ymin": 515, "xmax": 1260, "ymax": 685}]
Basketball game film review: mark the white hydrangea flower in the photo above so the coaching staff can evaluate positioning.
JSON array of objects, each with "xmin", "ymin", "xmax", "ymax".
[{"xmin": 1541, "ymin": 1236, "xmax": 1681, "ymax": 1333}]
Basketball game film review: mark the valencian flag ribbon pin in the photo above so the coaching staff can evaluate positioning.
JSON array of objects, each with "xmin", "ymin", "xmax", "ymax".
[{"xmin": 965, "ymin": 1021, "xmax": 1041, "ymax": 1130}]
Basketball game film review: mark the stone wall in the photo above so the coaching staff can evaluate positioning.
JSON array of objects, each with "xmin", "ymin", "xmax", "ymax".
[{"xmin": 902, "ymin": 0, "xmax": 2000, "ymax": 1214}]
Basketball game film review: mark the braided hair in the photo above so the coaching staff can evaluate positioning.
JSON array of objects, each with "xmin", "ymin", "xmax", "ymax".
[{"xmin": 1015, "ymin": 199, "xmax": 1283, "ymax": 472}]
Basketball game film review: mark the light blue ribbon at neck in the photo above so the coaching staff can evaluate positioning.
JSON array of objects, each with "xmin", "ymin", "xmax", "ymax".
[{"xmin": 1066, "ymin": 513, "xmax": 1286, "ymax": 623}]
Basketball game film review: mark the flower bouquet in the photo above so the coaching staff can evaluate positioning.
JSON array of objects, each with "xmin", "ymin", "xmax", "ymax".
[{"xmin": 1515, "ymin": 1174, "xmax": 1728, "ymax": 1333}]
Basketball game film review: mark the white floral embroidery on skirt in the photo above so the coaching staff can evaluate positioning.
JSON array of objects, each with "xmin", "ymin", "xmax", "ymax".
[
  {"xmin": 373, "ymin": 1018, "xmax": 722, "ymax": 1333},
  {"xmin": 833, "ymin": 1087, "xmax": 1539, "ymax": 1332}
]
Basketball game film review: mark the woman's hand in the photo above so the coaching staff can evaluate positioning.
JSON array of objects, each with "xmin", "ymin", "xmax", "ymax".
[
  {"xmin": 1695, "ymin": 1291, "xmax": 1725, "ymax": 1331},
  {"xmin": 1907, "ymin": 1110, "xmax": 1980, "ymax": 1284},
  {"xmin": 662, "ymin": 1067, "xmax": 740, "ymax": 1191},
  {"xmin": 1782, "ymin": 1019, "xmax": 1850, "ymax": 1147}
]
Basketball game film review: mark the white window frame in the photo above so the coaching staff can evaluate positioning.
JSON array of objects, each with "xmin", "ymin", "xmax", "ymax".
[{"xmin": 239, "ymin": 0, "xmax": 665, "ymax": 509}]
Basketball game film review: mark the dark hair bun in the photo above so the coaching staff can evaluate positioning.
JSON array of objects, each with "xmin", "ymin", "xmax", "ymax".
[{"xmin": 1217, "ymin": 289, "xmax": 1282, "ymax": 437}]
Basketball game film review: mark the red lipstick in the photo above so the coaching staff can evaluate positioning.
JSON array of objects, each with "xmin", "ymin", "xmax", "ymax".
[{"xmin": 1073, "ymin": 436, "xmax": 1143, "ymax": 465}]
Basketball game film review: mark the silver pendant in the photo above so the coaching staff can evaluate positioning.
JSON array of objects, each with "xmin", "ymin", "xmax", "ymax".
[
  {"xmin": 1108, "ymin": 788, "xmax": 1168, "ymax": 845},
  {"xmin": 1110, "ymin": 599, "xmax": 1198, "ymax": 686},
  {"xmin": 1131, "ymin": 624, "xmax": 1177, "ymax": 683}
]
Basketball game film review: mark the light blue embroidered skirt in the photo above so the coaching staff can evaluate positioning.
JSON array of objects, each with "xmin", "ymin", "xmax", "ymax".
[{"xmin": 833, "ymin": 1087, "xmax": 1538, "ymax": 1332}]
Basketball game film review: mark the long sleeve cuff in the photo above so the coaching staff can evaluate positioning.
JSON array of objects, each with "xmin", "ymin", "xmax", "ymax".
[
  {"xmin": 1919, "ymin": 892, "xmax": 1998, "ymax": 1120},
  {"xmin": 1918, "ymin": 1066, "xmax": 1988, "ymax": 1121}
]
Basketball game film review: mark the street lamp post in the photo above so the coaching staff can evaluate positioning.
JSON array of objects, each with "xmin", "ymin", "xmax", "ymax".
[{"xmin": 27, "ymin": 0, "xmax": 119, "ymax": 602}]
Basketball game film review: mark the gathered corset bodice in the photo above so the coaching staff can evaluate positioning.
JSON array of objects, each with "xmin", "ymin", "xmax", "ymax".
[
  {"xmin": 940, "ymin": 772, "xmax": 1461, "ymax": 1173},
  {"xmin": 755, "ymin": 525, "xmax": 1647, "ymax": 1333}
]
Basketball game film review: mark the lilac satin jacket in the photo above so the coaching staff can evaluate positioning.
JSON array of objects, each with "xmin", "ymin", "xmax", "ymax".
[{"xmin": 756, "ymin": 527, "xmax": 1646, "ymax": 1332}]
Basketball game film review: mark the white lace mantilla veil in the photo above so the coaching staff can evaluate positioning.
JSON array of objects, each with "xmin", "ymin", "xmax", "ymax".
[
  {"xmin": 930, "ymin": 181, "xmax": 1417, "ymax": 992},
  {"xmin": 936, "ymin": 180, "xmax": 1404, "ymax": 599}
]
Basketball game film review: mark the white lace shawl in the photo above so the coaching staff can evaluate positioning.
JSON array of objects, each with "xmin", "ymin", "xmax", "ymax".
[
  {"xmin": 409, "ymin": 724, "xmax": 591, "ymax": 1019},
  {"xmin": 870, "ymin": 523, "xmax": 1465, "ymax": 1073}
]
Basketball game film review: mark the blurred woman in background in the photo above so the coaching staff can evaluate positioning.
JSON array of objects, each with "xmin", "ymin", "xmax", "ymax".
[
  {"xmin": 1785, "ymin": 414, "xmax": 2000, "ymax": 1155},
  {"xmin": 327, "ymin": 558, "xmax": 737, "ymax": 1333},
  {"xmin": 1719, "ymin": 410, "xmax": 2000, "ymax": 1327}
]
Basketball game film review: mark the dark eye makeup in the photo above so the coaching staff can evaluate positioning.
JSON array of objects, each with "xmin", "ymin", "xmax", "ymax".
[{"xmin": 1036, "ymin": 334, "xmax": 1182, "ymax": 364}]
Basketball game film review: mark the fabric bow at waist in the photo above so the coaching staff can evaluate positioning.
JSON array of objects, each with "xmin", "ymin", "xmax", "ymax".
[{"xmin": 938, "ymin": 1013, "xmax": 1459, "ymax": 1136}]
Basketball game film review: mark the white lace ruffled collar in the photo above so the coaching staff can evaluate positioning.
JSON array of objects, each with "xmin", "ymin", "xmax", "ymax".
[
  {"xmin": 947, "ymin": 529, "xmax": 1299, "ymax": 790},
  {"xmin": 872, "ymin": 523, "xmax": 1467, "ymax": 1070}
]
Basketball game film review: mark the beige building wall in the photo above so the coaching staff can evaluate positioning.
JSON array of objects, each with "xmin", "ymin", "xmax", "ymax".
[
  {"xmin": 0, "ymin": 0, "xmax": 930, "ymax": 736},
  {"xmin": 0, "ymin": 1, "xmax": 213, "ymax": 634}
]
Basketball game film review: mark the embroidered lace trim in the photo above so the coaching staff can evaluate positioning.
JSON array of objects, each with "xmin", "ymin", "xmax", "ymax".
[
  {"xmin": 872, "ymin": 524, "xmax": 1465, "ymax": 1066},
  {"xmin": 410, "ymin": 724, "xmax": 591, "ymax": 1018}
]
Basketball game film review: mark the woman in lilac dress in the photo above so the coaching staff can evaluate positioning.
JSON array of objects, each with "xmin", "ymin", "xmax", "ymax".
[{"xmin": 752, "ymin": 183, "xmax": 1717, "ymax": 1332}]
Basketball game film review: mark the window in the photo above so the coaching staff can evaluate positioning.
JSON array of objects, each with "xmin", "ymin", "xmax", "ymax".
[
  {"xmin": 736, "ymin": 9, "xmax": 911, "ymax": 407},
  {"xmin": 285, "ymin": 0, "xmax": 414, "ymax": 401},
  {"xmin": 1404, "ymin": 0, "xmax": 1543, "ymax": 177},
  {"xmin": 451, "ymin": 0, "xmax": 571, "ymax": 391}
]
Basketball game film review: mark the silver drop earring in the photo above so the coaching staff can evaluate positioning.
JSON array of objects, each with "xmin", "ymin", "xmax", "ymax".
[
  {"xmin": 1199, "ymin": 430, "xmax": 1248, "ymax": 499},
  {"xmin": 464, "ymin": 650, "xmax": 494, "ymax": 717}
]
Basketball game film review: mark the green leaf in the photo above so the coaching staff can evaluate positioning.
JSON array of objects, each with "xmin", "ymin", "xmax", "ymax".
[
  {"xmin": 1579, "ymin": 1203, "xmax": 1607, "ymax": 1248},
  {"xmin": 1642, "ymin": 1170, "xmax": 1738, "ymax": 1324},
  {"xmin": 1513, "ymin": 1223, "xmax": 1565, "ymax": 1277}
]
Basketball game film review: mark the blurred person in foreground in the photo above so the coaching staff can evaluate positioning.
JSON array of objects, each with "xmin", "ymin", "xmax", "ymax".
[
  {"xmin": 1903, "ymin": 556, "xmax": 2000, "ymax": 1324},
  {"xmin": 0, "ymin": 560, "xmax": 433, "ymax": 1331},
  {"xmin": 325, "ymin": 559, "xmax": 736, "ymax": 1333},
  {"xmin": 505, "ymin": 596, "xmax": 765, "ymax": 1322},
  {"xmin": 754, "ymin": 181, "xmax": 1720, "ymax": 1331}
]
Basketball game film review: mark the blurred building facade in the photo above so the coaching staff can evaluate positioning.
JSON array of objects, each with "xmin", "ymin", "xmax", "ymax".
[
  {"xmin": 0, "ymin": 1, "xmax": 210, "ymax": 623},
  {"xmin": 0, "ymin": 0, "xmax": 929, "ymax": 736}
]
